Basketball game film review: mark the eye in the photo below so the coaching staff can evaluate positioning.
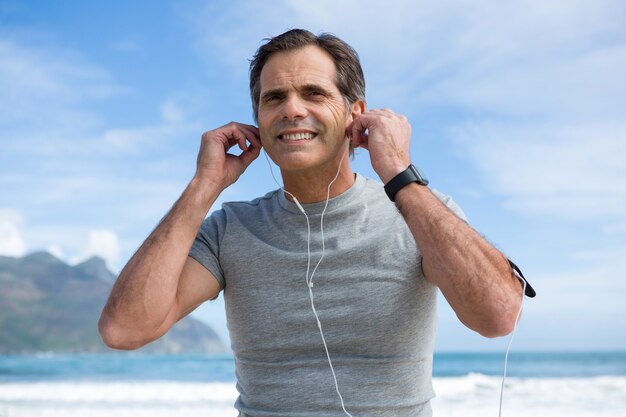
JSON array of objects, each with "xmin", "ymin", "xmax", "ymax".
[
  {"xmin": 264, "ymin": 94, "xmax": 281, "ymax": 103},
  {"xmin": 306, "ymin": 90, "xmax": 325, "ymax": 98}
]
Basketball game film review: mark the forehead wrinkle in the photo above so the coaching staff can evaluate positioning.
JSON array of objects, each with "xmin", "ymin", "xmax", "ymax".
[{"xmin": 259, "ymin": 46, "xmax": 339, "ymax": 95}]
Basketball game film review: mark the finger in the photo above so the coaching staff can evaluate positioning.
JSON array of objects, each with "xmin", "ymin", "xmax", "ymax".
[
  {"xmin": 348, "ymin": 119, "xmax": 365, "ymax": 148},
  {"xmin": 224, "ymin": 128, "xmax": 250, "ymax": 153},
  {"xmin": 219, "ymin": 122, "xmax": 254, "ymax": 148},
  {"xmin": 229, "ymin": 124, "xmax": 260, "ymax": 150},
  {"xmin": 349, "ymin": 114, "xmax": 373, "ymax": 148},
  {"xmin": 346, "ymin": 120, "xmax": 358, "ymax": 146},
  {"xmin": 232, "ymin": 122, "xmax": 261, "ymax": 147},
  {"xmin": 237, "ymin": 140, "xmax": 262, "ymax": 168},
  {"xmin": 225, "ymin": 124, "xmax": 249, "ymax": 151},
  {"xmin": 237, "ymin": 125, "xmax": 262, "ymax": 149},
  {"xmin": 368, "ymin": 108, "xmax": 394, "ymax": 118},
  {"xmin": 238, "ymin": 123, "xmax": 260, "ymax": 135},
  {"xmin": 238, "ymin": 135, "xmax": 247, "ymax": 152}
]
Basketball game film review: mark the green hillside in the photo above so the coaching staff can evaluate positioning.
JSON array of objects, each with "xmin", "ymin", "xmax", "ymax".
[{"xmin": 0, "ymin": 252, "xmax": 227, "ymax": 354}]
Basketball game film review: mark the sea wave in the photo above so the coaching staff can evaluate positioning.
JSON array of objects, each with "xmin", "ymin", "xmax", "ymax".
[
  {"xmin": 0, "ymin": 375, "xmax": 624, "ymax": 417},
  {"xmin": 431, "ymin": 373, "xmax": 626, "ymax": 417},
  {"xmin": 0, "ymin": 381, "xmax": 237, "ymax": 417}
]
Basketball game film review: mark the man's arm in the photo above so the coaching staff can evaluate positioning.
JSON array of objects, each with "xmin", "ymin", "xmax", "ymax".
[
  {"xmin": 394, "ymin": 183, "xmax": 522, "ymax": 337},
  {"xmin": 98, "ymin": 122, "xmax": 261, "ymax": 349},
  {"xmin": 349, "ymin": 109, "xmax": 521, "ymax": 337}
]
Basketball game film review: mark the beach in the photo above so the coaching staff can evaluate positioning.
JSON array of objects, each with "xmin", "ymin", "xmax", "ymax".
[{"xmin": 1, "ymin": 352, "xmax": 624, "ymax": 416}]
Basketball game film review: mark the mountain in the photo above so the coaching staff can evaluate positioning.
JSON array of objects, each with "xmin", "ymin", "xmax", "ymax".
[{"xmin": 0, "ymin": 251, "xmax": 227, "ymax": 354}]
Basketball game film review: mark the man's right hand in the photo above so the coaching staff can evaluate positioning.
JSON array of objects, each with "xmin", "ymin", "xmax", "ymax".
[
  {"xmin": 195, "ymin": 122, "xmax": 262, "ymax": 189},
  {"xmin": 99, "ymin": 122, "xmax": 261, "ymax": 350}
]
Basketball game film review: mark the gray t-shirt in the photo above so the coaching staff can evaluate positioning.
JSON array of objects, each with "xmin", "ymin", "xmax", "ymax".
[{"xmin": 189, "ymin": 174, "xmax": 467, "ymax": 417}]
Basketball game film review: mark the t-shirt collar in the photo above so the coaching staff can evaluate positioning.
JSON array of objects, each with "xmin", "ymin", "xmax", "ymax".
[{"xmin": 277, "ymin": 173, "xmax": 366, "ymax": 215}]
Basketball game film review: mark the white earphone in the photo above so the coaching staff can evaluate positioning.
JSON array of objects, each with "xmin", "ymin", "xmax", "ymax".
[
  {"xmin": 263, "ymin": 140, "xmax": 355, "ymax": 416},
  {"xmin": 262, "ymin": 138, "xmax": 525, "ymax": 417}
]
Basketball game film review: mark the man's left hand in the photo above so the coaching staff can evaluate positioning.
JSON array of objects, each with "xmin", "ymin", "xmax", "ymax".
[{"xmin": 348, "ymin": 108, "xmax": 412, "ymax": 183}]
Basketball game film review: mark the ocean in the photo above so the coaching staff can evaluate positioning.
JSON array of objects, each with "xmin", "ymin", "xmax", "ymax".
[{"xmin": 0, "ymin": 351, "xmax": 624, "ymax": 416}]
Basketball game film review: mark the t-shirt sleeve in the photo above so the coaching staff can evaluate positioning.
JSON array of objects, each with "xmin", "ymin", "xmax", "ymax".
[
  {"xmin": 431, "ymin": 188, "xmax": 469, "ymax": 224},
  {"xmin": 188, "ymin": 208, "xmax": 227, "ymax": 291}
]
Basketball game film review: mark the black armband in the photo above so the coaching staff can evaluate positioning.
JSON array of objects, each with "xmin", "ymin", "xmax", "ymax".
[{"xmin": 508, "ymin": 258, "xmax": 536, "ymax": 298}]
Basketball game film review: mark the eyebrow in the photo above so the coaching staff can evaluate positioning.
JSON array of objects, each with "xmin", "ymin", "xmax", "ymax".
[
  {"xmin": 260, "ymin": 84, "xmax": 333, "ymax": 102},
  {"xmin": 300, "ymin": 84, "xmax": 332, "ymax": 95}
]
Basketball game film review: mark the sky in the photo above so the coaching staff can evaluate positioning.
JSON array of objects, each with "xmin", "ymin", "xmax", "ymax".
[{"xmin": 1, "ymin": 0, "xmax": 625, "ymax": 352}]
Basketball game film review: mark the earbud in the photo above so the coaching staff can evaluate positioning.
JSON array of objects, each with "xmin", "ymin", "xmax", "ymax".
[{"xmin": 293, "ymin": 197, "xmax": 306, "ymax": 215}]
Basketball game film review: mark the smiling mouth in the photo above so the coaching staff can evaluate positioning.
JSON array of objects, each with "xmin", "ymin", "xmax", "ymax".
[{"xmin": 278, "ymin": 132, "xmax": 318, "ymax": 141}]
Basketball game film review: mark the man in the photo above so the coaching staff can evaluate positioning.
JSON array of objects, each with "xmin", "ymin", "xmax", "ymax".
[{"xmin": 99, "ymin": 29, "xmax": 534, "ymax": 416}]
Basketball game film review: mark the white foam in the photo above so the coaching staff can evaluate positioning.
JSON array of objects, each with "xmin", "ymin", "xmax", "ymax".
[
  {"xmin": 0, "ymin": 376, "xmax": 625, "ymax": 417},
  {"xmin": 0, "ymin": 381, "xmax": 238, "ymax": 417},
  {"xmin": 0, "ymin": 380, "xmax": 236, "ymax": 402},
  {"xmin": 432, "ymin": 374, "xmax": 626, "ymax": 417}
]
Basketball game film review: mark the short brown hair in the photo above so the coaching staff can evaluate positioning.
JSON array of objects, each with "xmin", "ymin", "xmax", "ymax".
[{"xmin": 249, "ymin": 29, "xmax": 366, "ymax": 123}]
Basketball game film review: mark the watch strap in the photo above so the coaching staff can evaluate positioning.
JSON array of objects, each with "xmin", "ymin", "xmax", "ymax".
[{"xmin": 384, "ymin": 164, "xmax": 429, "ymax": 202}]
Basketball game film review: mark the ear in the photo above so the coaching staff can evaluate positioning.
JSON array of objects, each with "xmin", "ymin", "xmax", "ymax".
[{"xmin": 348, "ymin": 99, "xmax": 366, "ymax": 122}]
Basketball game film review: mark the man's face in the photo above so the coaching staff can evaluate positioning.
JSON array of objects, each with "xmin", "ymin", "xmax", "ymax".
[{"xmin": 257, "ymin": 45, "xmax": 361, "ymax": 174}]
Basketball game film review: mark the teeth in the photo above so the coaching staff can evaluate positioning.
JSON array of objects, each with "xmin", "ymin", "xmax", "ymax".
[{"xmin": 281, "ymin": 132, "xmax": 316, "ymax": 141}]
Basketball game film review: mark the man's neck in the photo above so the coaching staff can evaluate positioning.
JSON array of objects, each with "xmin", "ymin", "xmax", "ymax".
[{"xmin": 280, "ymin": 158, "xmax": 355, "ymax": 204}]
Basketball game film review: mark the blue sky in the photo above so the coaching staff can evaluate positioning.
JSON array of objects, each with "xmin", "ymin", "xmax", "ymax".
[{"xmin": 1, "ymin": 0, "xmax": 625, "ymax": 352}]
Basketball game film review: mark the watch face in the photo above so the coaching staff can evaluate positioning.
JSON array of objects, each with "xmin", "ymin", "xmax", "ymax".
[{"xmin": 410, "ymin": 165, "xmax": 429, "ymax": 185}]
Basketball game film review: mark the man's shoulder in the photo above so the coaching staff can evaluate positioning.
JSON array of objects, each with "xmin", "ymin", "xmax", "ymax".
[
  {"xmin": 358, "ymin": 174, "xmax": 393, "ymax": 205},
  {"xmin": 221, "ymin": 189, "xmax": 281, "ymax": 212}
]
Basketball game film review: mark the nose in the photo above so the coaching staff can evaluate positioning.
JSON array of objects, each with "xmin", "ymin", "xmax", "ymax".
[{"xmin": 281, "ymin": 95, "xmax": 307, "ymax": 120}]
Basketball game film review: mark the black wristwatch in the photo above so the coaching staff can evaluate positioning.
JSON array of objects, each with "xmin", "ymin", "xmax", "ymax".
[{"xmin": 384, "ymin": 164, "xmax": 429, "ymax": 202}]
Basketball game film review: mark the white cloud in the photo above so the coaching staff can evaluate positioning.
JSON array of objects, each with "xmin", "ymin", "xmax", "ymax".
[
  {"xmin": 100, "ymin": 121, "xmax": 198, "ymax": 154},
  {"xmin": 453, "ymin": 121, "xmax": 626, "ymax": 219},
  {"xmin": 109, "ymin": 37, "xmax": 142, "ymax": 53},
  {"xmin": 182, "ymin": 1, "xmax": 284, "ymax": 76},
  {"xmin": 570, "ymin": 245, "xmax": 626, "ymax": 264},
  {"xmin": 72, "ymin": 229, "xmax": 121, "ymax": 270},
  {"xmin": 46, "ymin": 244, "xmax": 65, "ymax": 260},
  {"xmin": 437, "ymin": 244, "xmax": 626, "ymax": 351},
  {"xmin": 160, "ymin": 100, "xmax": 185, "ymax": 124},
  {"xmin": 603, "ymin": 222, "xmax": 626, "ymax": 235},
  {"xmin": 0, "ymin": 209, "xmax": 27, "ymax": 257},
  {"xmin": 0, "ymin": 35, "xmax": 203, "ymax": 269},
  {"xmin": 0, "ymin": 33, "xmax": 202, "ymax": 161},
  {"xmin": 527, "ymin": 246, "xmax": 626, "ymax": 327},
  {"xmin": 0, "ymin": 37, "xmax": 125, "ymax": 132}
]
